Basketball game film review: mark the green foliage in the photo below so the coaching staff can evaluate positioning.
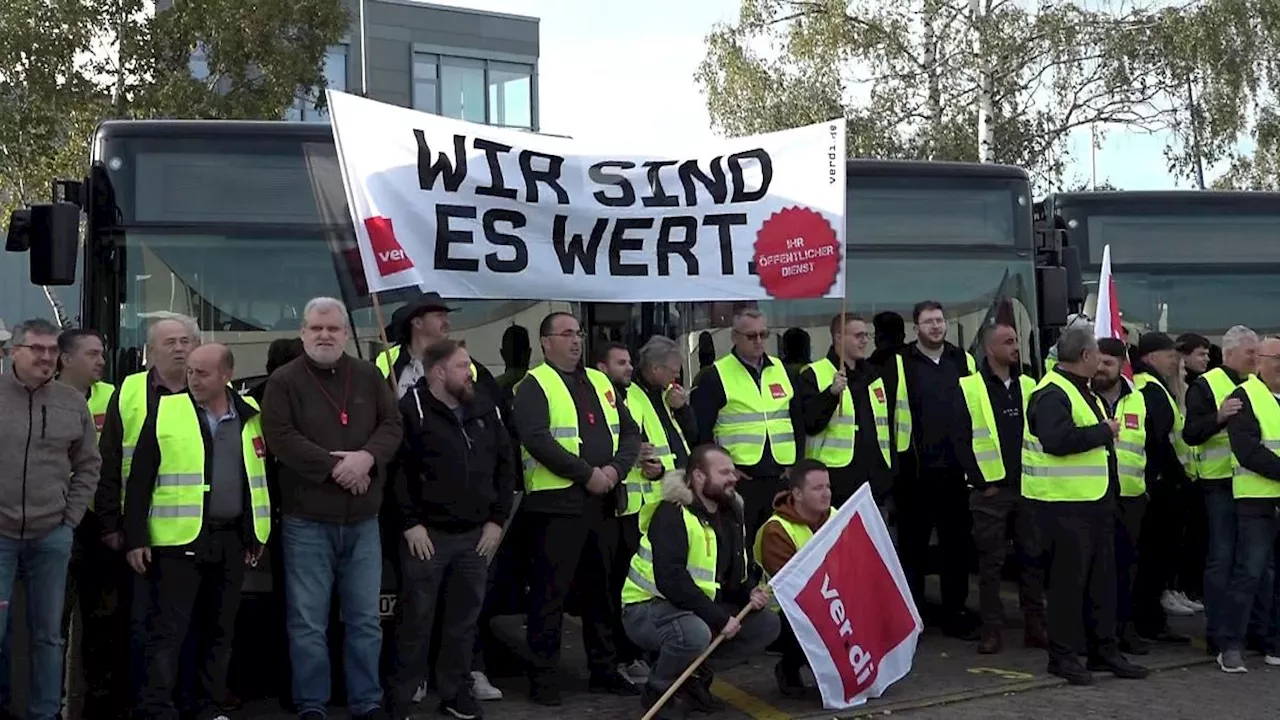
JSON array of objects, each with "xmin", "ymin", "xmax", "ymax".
[
  {"xmin": 698, "ymin": 0, "xmax": 1280, "ymax": 189},
  {"xmin": 0, "ymin": 0, "xmax": 348, "ymax": 218}
]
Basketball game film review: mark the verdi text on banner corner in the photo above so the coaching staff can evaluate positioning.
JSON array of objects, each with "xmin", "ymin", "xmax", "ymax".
[{"xmin": 327, "ymin": 89, "xmax": 847, "ymax": 302}]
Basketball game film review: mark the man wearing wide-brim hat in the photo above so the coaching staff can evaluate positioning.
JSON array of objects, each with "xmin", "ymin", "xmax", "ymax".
[{"xmin": 376, "ymin": 292, "xmax": 496, "ymax": 403}]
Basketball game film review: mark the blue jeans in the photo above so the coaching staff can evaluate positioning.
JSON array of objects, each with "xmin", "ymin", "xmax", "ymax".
[
  {"xmin": 1223, "ymin": 508, "xmax": 1280, "ymax": 652},
  {"xmin": 282, "ymin": 516, "xmax": 383, "ymax": 716},
  {"xmin": 1203, "ymin": 481, "xmax": 1272, "ymax": 648},
  {"xmin": 0, "ymin": 525, "xmax": 74, "ymax": 720}
]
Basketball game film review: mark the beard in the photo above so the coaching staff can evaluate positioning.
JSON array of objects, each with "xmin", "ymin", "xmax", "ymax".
[
  {"xmin": 447, "ymin": 378, "xmax": 475, "ymax": 403},
  {"xmin": 1093, "ymin": 374, "xmax": 1120, "ymax": 392},
  {"xmin": 703, "ymin": 482, "xmax": 737, "ymax": 504},
  {"xmin": 305, "ymin": 344, "xmax": 343, "ymax": 366}
]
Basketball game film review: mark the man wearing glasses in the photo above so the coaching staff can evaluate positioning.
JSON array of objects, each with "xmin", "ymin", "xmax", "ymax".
[
  {"xmin": 511, "ymin": 312, "xmax": 642, "ymax": 705},
  {"xmin": 690, "ymin": 307, "xmax": 802, "ymax": 552},
  {"xmin": 0, "ymin": 318, "xmax": 101, "ymax": 720}
]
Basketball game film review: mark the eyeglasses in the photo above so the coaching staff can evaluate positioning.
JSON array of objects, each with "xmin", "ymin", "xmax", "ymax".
[
  {"xmin": 543, "ymin": 330, "xmax": 585, "ymax": 339},
  {"xmin": 15, "ymin": 344, "xmax": 59, "ymax": 356},
  {"xmin": 845, "ymin": 331, "xmax": 870, "ymax": 340},
  {"xmin": 735, "ymin": 330, "xmax": 770, "ymax": 341}
]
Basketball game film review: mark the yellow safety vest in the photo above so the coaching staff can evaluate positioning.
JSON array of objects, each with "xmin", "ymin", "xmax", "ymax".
[
  {"xmin": 803, "ymin": 358, "xmax": 891, "ymax": 469},
  {"xmin": 893, "ymin": 355, "xmax": 912, "ymax": 453},
  {"xmin": 1133, "ymin": 372, "xmax": 1193, "ymax": 476},
  {"xmin": 623, "ymin": 384, "xmax": 677, "ymax": 518},
  {"xmin": 712, "ymin": 355, "xmax": 796, "ymax": 466},
  {"xmin": 1021, "ymin": 372, "xmax": 1111, "ymax": 502},
  {"xmin": 150, "ymin": 395, "xmax": 272, "ymax": 547},
  {"xmin": 621, "ymin": 504, "xmax": 746, "ymax": 605},
  {"xmin": 87, "ymin": 381, "xmax": 115, "ymax": 440},
  {"xmin": 117, "ymin": 371, "xmax": 152, "ymax": 481},
  {"xmin": 1195, "ymin": 367, "xmax": 1241, "ymax": 480},
  {"xmin": 1108, "ymin": 387, "xmax": 1148, "ymax": 497},
  {"xmin": 376, "ymin": 344, "xmax": 477, "ymax": 381},
  {"xmin": 1232, "ymin": 377, "xmax": 1280, "ymax": 499},
  {"xmin": 957, "ymin": 374, "xmax": 1036, "ymax": 484},
  {"xmin": 520, "ymin": 364, "xmax": 619, "ymax": 493},
  {"xmin": 752, "ymin": 508, "xmax": 836, "ymax": 610}
]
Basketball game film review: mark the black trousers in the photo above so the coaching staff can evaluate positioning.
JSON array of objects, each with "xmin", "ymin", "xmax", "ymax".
[
  {"xmin": 1039, "ymin": 502, "xmax": 1118, "ymax": 662},
  {"xmin": 1133, "ymin": 483, "xmax": 1181, "ymax": 636},
  {"xmin": 389, "ymin": 527, "xmax": 487, "ymax": 709},
  {"xmin": 524, "ymin": 510, "xmax": 618, "ymax": 679},
  {"xmin": 897, "ymin": 471, "xmax": 972, "ymax": 615},
  {"xmin": 71, "ymin": 529, "xmax": 133, "ymax": 717},
  {"xmin": 736, "ymin": 474, "xmax": 783, "ymax": 566},
  {"xmin": 775, "ymin": 612, "xmax": 807, "ymax": 672},
  {"xmin": 135, "ymin": 526, "xmax": 246, "ymax": 720},
  {"xmin": 970, "ymin": 486, "xmax": 1046, "ymax": 629},
  {"xmin": 608, "ymin": 514, "xmax": 645, "ymax": 664},
  {"xmin": 1115, "ymin": 495, "xmax": 1148, "ymax": 631},
  {"xmin": 1177, "ymin": 480, "xmax": 1207, "ymax": 598}
]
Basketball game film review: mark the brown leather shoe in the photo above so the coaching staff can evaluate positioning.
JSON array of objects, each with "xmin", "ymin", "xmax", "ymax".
[
  {"xmin": 1024, "ymin": 614, "xmax": 1049, "ymax": 649},
  {"xmin": 978, "ymin": 628, "xmax": 1003, "ymax": 654}
]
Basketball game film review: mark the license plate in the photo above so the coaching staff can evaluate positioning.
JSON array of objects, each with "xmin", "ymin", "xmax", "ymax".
[{"xmin": 379, "ymin": 594, "xmax": 397, "ymax": 617}]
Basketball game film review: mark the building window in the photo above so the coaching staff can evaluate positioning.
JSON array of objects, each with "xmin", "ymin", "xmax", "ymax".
[
  {"xmin": 440, "ymin": 57, "xmax": 486, "ymax": 124},
  {"xmin": 412, "ymin": 53, "xmax": 438, "ymax": 114},
  {"xmin": 488, "ymin": 63, "xmax": 532, "ymax": 129},
  {"xmin": 287, "ymin": 45, "xmax": 348, "ymax": 122}
]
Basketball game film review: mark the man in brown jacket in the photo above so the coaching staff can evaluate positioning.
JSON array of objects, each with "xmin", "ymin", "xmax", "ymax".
[
  {"xmin": 262, "ymin": 297, "xmax": 403, "ymax": 720},
  {"xmin": 754, "ymin": 458, "xmax": 833, "ymax": 699},
  {"xmin": 0, "ymin": 318, "xmax": 100, "ymax": 720}
]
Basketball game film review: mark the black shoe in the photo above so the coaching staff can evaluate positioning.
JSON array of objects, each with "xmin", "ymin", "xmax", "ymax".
[
  {"xmin": 1086, "ymin": 654, "xmax": 1150, "ymax": 679},
  {"xmin": 681, "ymin": 667, "xmax": 726, "ymax": 713},
  {"xmin": 354, "ymin": 709, "xmax": 389, "ymax": 720},
  {"xmin": 1120, "ymin": 626, "xmax": 1151, "ymax": 655},
  {"xmin": 640, "ymin": 684, "xmax": 688, "ymax": 720},
  {"xmin": 942, "ymin": 621, "xmax": 981, "ymax": 641},
  {"xmin": 774, "ymin": 661, "xmax": 806, "ymax": 698},
  {"xmin": 528, "ymin": 679, "xmax": 562, "ymax": 707},
  {"xmin": 1139, "ymin": 626, "xmax": 1190, "ymax": 644},
  {"xmin": 589, "ymin": 668, "xmax": 641, "ymax": 696},
  {"xmin": 1047, "ymin": 657, "xmax": 1093, "ymax": 686},
  {"xmin": 440, "ymin": 689, "xmax": 484, "ymax": 720}
]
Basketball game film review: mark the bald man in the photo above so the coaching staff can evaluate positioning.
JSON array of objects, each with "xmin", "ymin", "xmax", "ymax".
[{"xmin": 124, "ymin": 343, "xmax": 272, "ymax": 719}]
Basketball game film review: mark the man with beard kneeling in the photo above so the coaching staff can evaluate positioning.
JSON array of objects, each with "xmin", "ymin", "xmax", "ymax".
[{"xmin": 620, "ymin": 444, "xmax": 780, "ymax": 719}]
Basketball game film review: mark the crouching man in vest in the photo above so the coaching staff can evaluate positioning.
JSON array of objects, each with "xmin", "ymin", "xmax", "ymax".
[
  {"xmin": 621, "ymin": 445, "xmax": 780, "ymax": 720},
  {"xmin": 1023, "ymin": 327, "xmax": 1147, "ymax": 685},
  {"xmin": 123, "ymin": 344, "xmax": 271, "ymax": 718},
  {"xmin": 754, "ymin": 459, "xmax": 835, "ymax": 697},
  {"xmin": 1218, "ymin": 337, "xmax": 1280, "ymax": 673}
]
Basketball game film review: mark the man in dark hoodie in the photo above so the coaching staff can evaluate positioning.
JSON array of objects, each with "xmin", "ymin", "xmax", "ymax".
[
  {"xmin": 895, "ymin": 300, "xmax": 979, "ymax": 639},
  {"xmin": 796, "ymin": 314, "xmax": 894, "ymax": 507},
  {"xmin": 388, "ymin": 339, "xmax": 516, "ymax": 720}
]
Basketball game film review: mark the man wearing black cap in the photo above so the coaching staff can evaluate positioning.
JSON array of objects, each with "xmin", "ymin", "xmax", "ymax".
[
  {"xmin": 1130, "ymin": 332, "xmax": 1194, "ymax": 645},
  {"xmin": 376, "ymin": 292, "xmax": 502, "ymax": 405}
]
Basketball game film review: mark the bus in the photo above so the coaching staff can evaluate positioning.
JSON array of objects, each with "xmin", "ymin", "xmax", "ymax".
[{"xmin": 1039, "ymin": 190, "xmax": 1280, "ymax": 341}]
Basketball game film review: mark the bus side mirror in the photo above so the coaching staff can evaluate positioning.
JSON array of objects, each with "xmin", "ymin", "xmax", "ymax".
[
  {"xmin": 1036, "ymin": 266, "xmax": 1068, "ymax": 328},
  {"xmin": 1061, "ymin": 246, "xmax": 1086, "ymax": 306},
  {"xmin": 27, "ymin": 202, "xmax": 80, "ymax": 286}
]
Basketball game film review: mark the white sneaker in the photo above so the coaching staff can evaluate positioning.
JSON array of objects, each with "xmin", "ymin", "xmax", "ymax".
[
  {"xmin": 1173, "ymin": 590, "xmax": 1205, "ymax": 613},
  {"xmin": 412, "ymin": 680, "xmax": 429, "ymax": 703},
  {"xmin": 619, "ymin": 659, "xmax": 651, "ymax": 683},
  {"xmin": 1265, "ymin": 654, "xmax": 1280, "ymax": 666},
  {"xmin": 471, "ymin": 670, "xmax": 503, "ymax": 701},
  {"xmin": 1161, "ymin": 590, "xmax": 1195, "ymax": 616}
]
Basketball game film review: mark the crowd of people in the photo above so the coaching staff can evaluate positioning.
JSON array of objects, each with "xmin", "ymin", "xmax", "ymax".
[{"xmin": 0, "ymin": 292, "xmax": 1277, "ymax": 720}]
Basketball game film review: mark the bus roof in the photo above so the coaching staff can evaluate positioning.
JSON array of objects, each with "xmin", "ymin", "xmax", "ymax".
[
  {"xmin": 1045, "ymin": 190, "xmax": 1280, "ymax": 211},
  {"xmin": 94, "ymin": 120, "xmax": 1030, "ymax": 181}
]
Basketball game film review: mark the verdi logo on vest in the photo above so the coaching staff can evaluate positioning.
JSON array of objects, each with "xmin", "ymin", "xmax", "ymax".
[
  {"xmin": 93, "ymin": 414, "xmax": 106, "ymax": 432},
  {"xmin": 769, "ymin": 383, "xmax": 787, "ymax": 399},
  {"xmin": 873, "ymin": 387, "xmax": 885, "ymax": 404},
  {"xmin": 364, "ymin": 216, "xmax": 415, "ymax": 277},
  {"xmin": 1124, "ymin": 413, "xmax": 1139, "ymax": 430},
  {"xmin": 793, "ymin": 514, "xmax": 917, "ymax": 702},
  {"xmin": 252, "ymin": 436, "xmax": 266, "ymax": 458}
]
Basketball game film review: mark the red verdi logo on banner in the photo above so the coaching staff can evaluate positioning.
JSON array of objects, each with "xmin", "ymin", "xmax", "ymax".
[{"xmin": 793, "ymin": 514, "xmax": 917, "ymax": 701}]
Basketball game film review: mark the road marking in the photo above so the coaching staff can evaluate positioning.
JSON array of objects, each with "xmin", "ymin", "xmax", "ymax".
[
  {"xmin": 711, "ymin": 677, "xmax": 792, "ymax": 720},
  {"xmin": 967, "ymin": 666, "xmax": 1036, "ymax": 681}
]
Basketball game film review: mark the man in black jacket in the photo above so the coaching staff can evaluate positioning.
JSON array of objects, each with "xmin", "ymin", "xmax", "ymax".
[
  {"xmin": 896, "ymin": 300, "xmax": 979, "ymax": 639},
  {"xmin": 389, "ymin": 339, "xmax": 515, "ymax": 720}
]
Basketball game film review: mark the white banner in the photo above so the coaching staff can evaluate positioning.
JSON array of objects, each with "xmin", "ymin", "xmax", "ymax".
[
  {"xmin": 769, "ymin": 483, "xmax": 922, "ymax": 710},
  {"xmin": 327, "ymin": 90, "xmax": 846, "ymax": 302}
]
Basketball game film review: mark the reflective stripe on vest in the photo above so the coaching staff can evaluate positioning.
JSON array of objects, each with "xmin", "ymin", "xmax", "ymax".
[
  {"xmin": 377, "ymin": 344, "xmax": 478, "ymax": 382},
  {"xmin": 623, "ymin": 384, "xmax": 676, "ymax": 518},
  {"xmin": 1232, "ymin": 377, "xmax": 1280, "ymax": 499},
  {"xmin": 803, "ymin": 358, "xmax": 891, "ymax": 469},
  {"xmin": 752, "ymin": 508, "xmax": 836, "ymax": 611},
  {"xmin": 118, "ymin": 372, "xmax": 151, "ymax": 483},
  {"xmin": 712, "ymin": 355, "xmax": 796, "ymax": 466},
  {"xmin": 520, "ymin": 364, "xmax": 619, "ymax": 493},
  {"xmin": 894, "ymin": 355, "xmax": 911, "ymax": 453},
  {"xmin": 1133, "ymin": 372, "xmax": 1193, "ymax": 476},
  {"xmin": 1196, "ymin": 367, "xmax": 1240, "ymax": 480},
  {"xmin": 1021, "ymin": 372, "xmax": 1110, "ymax": 502},
  {"xmin": 1110, "ymin": 388, "xmax": 1148, "ymax": 497},
  {"xmin": 621, "ymin": 504, "xmax": 746, "ymax": 605},
  {"xmin": 150, "ymin": 395, "xmax": 272, "ymax": 547},
  {"xmin": 958, "ymin": 374, "xmax": 1036, "ymax": 484}
]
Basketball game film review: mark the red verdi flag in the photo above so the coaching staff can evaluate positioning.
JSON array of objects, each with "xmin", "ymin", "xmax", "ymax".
[{"xmin": 769, "ymin": 484, "xmax": 922, "ymax": 709}]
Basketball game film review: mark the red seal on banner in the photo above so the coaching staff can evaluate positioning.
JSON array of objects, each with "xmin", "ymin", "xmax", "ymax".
[{"xmin": 753, "ymin": 206, "xmax": 840, "ymax": 299}]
